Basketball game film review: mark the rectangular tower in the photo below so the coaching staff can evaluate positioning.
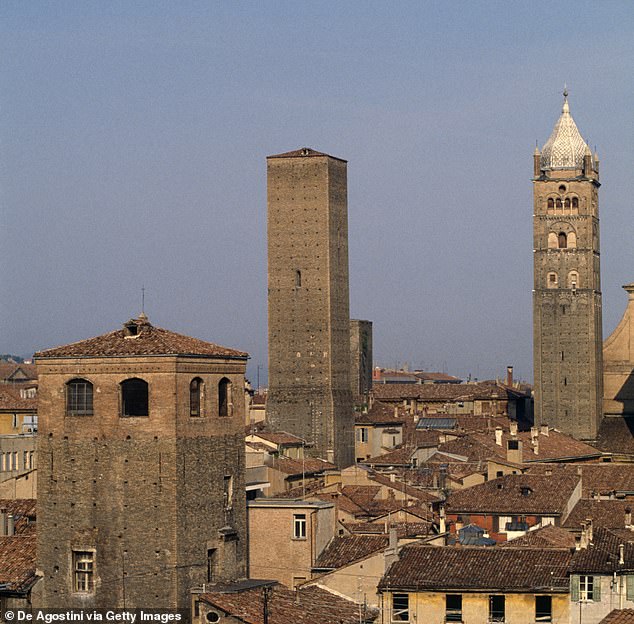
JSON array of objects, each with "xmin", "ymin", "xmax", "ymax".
[
  {"xmin": 533, "ymin": 94, "xmax": 603, "ymax": 440},
  {"xmin": 267, "ymin": 147, "xmax": 354, "ymax": 467},
  {"xmin": 34, "ymin": 316, "xmax": 248, "ymax": 610}
]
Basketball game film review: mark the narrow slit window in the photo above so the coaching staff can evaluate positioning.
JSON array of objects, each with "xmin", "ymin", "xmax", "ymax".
[
  {"xmin": 190, "ymin": 377, "xmax": 203, "ymax": 417},
  {"xmin": 295, "ymin": 270, "xmax": 302, "ymax": 288},
  {"xmin": 219, "ymin": 378, "xmax": 232, "ymax": 417}
]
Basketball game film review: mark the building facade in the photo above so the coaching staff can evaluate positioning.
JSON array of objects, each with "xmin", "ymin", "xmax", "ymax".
[
  {"xmin": 266, "ymin": 148, "xmax": 354, "ymax": 467},
  {"xmin": 533, "ymin": 92, "xmax": 603, "ymax": 440},
  {"xmin": 34, "ymin": 315, "xmax": 248, "ymax": 610},
  {"xmin": 350, "ymin": 320, "xmax": 373, "ymax": 404}
]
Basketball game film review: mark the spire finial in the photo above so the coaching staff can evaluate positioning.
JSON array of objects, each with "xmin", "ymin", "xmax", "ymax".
[
  {"xmin": 563, "ymin": 83, "xmax": 568, "ymax": 99},
  {"xmin": 141, "ymin": 285, "xmax": 145, "ymax": 314}
]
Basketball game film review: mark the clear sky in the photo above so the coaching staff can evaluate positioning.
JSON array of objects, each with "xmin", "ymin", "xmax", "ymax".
[{"xmin": 2, "ymin": 1, "xmax": 633, "ymax": 384}]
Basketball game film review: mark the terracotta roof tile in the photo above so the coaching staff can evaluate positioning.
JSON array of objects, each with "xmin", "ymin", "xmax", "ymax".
[
  {"xmin": 570, "ymin": 528, "xmax": 634, "ymax": 574},
  {"xmin": 527, "ymin": 463, "xmax": 634, "ymax": 497},
  {"xmin": 200, "ymin": 584, "xmax": 376, "ymax": 624},
  {"xmin": 379, "ymin": 545, "xmax": 571, "ymax": 591},
  {"xmin": 500, "ymin": 524, "xmax": 576, "ymax": 549},
  {"xmin": 0, "ymin": 386, "xmax": 37, "ymax": 411},
  {"xmin": 0, "ymin": 363, "xmax": 37, "ymax": 382},
  {"xmin": 343, "ymin": 521, "xmax": 433, "ymax": 538},
  {"xmin": 314, "ymin": 535, "xmax": 388, "ymax": 569},
  {"xmin": 266, "ymin": 456, "xmax": 336, "ymax": 476},
  {"xmin": 0, "ymin": 500, "xmax": 36, "ymax": 535},
  {"xmin": 562, "ymin": 499, "xmax": 634, "ymax": 530},
  {"xmin": 267, "ymin": 147, "xmax": 347, "ymax": 162},
  {"xmin": 601, "ymin": 610, "xmax": 634, "ymax": 624},
  {"xmin": 355, "ymin": 401, "xmax": 407, "ymax": 425},
  {"xmin": 35, "ymin": 317, "xmax": 247, "ymax": 359},
  {"xmin": 446, "ymin": 474, "xmax": 580, "ymax": 516},
  {"xmin": 595, "ymin": 417, "xmax": 634, "ymax": 455},
  {"xmin": 0, "ymin": 535, "xmax": 37, "ymax": 592},
  {"xmin": 250, "ymin": 431, "xmax": 305, "ymax": 446}
]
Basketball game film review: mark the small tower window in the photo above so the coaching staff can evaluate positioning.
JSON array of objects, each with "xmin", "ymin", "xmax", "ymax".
[
  {"xmin": 559, "ymin": 185, "xmax": 566, "ymax": 193},
  {"xmin": 556, "ymin": 198, "xmax": 562, "ymax": 209},
  {"xmin": 567, "ymin": 232, "xmax": 577, "ymax": 248},
  {"xmin": 564, "ymin": 198, "xmax": 571, "ymax": 209},
  {"xmin": 572, "ymin": 197, "xmax": 579, "ymax": 209},
  {"xmin": 558, "ymin": 232, "xmax": 567, "ymax": 249},
  {"xmin": 66, "ymin": 379, "xmax": 94, "ymax": 416},
  {"xmin": 219, "ymin": 377, "xmax": 232, "ymax": 417},
  {"xmin": 547, "ymin": 272, "xmax": 558, "ymax": 288},
  {"xmin": 568, "ymin": 271, "xmax": 579, "ymax": 289},
  {"xmin": 190, "ymin": 377, "xmax": 203, "ymax": 417},
  {"xmin": 547, "ymin": 198, "xmax": 554, "ymax": 209},
  {"xmin": 121, "ymin": 378, "xmax": 149, "ymax": 417},
  {"xmin": 295, "ymin": 270, "xmax": 302, "ymax": 288},
  {"xmin": 547, "ymin": 232, "xmax": 558, "ymax": 249}
]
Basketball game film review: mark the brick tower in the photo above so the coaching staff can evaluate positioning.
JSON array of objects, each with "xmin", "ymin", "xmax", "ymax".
[
  {"xmin": 266, "ymin": 148, "xmax": 354, "ymax": 467},
  {"xmin": 34, "ymin": 315, "xmax": 248, "ymax": 609},
  {"xmin": 533, "ymin": 91, "xmax": 603, "ymax": 440}
]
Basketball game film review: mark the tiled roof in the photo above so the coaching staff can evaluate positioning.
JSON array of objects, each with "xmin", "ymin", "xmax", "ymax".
[
  {"xmin": 267, "ymin": 456, "xmax": 336, "ymax": 476},
  {"xmin": 250, "ymin": 431, "xmax": 305, "ymax": 446},
  {"xmin": 368, "ymin": 472, "xmax": 441, "ymax": 504},
  {"xmin": 446, "ymin": 474, "xmax": 580, "ymax": 515},
  {"xmin": 372, "ymin": 382, "xmax": 527, "ymax": 402},
  {"xmin": 540, "ymin": 95, "xmax": 588, "ymax": 170},
  {"xmin": 414, "ymin": 372, "xmax": 462, "ymax": 383},
  {"xmin": 570, "ymin": 528, "xmax": 634, "ymax": 574},
  {"xmin": 601, "ymin": 610, "xmax": 634, "ymax": 624},
  {"xmin": 35, "ymin": 317, "xmax": 247, "ymax": 359},
  {"xmin": 0, "ymin": 535, "xmax": 37, "ymax": 592},
  {"xmin": 379, "ymin": 545, "xmax": 571, "ymax": 591},
  {"xmin": 528, "ymin": 463, "xmax": 634, "ymax": 497},
  {"xmin": 200, "ymin": 584, "xmax": 376, "ymax": 624},
  {"xmin": 355, "ymin": 401, "xmax": 406, "ymax": 425},
  {"xmin": 314, "ymin": 535, "xmax": 388, "ymax": 569},
  {"xmin": 363, "ymin": 444, "xmax": 415, "ymax": 467},
  {"xmin": 437, "ymin": 429, "xmax": 600, "ymax": 463},
  {"xmin": 267, "ymin": 147, "xmax": 346, "ymax": 163},
  {"xmin": 343, "ymin": 521, "xmax": 433, "ymax": 538},
  {"xmin": 562, "ymin": 499, "xmax": 634, "ymax": 530},
  {"xmin": 595, "ymin": 417, "xmax": 634, "ymax": 455},
  {"xmin": 0, "ymin": 386, "xmax": 37, "ymax": 411},
  {"xmin": 0, "ymin": 362, "xmax": 37, "ymax": 382},
  {"xmin": 500, "ymin": 524, "xmax": 576, "ymax": 549},
  {"xmin": 0, "ymin": 500, "xmax": 37, "ymax": 535}
]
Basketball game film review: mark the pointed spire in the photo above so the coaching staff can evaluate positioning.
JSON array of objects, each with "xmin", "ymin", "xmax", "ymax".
[{"xmin": 540, "ymin": 88, "xmax": 589, "ymax": 171}]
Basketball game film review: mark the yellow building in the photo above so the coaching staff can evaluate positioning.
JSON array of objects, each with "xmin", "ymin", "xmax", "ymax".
[{"xmin": 378, "ymin": 545, "xmax": 571, "ymax": 623}]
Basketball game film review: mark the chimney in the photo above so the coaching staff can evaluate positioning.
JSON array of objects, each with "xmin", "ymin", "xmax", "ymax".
[
  {"xmin": 509, "ymin": 421, "xmax": 518, "ymax": 437},
  {"xmin": 530, "ymin": 427, "xmax": 539, "ymax": 442},
  {"xmin": 579, "ymin": 522, "xmax": 588, "ymax": 549},
  {"xmin": 394, "ymin": 406, "xmax": 398, "ymax": 419},
  {"xmin": 7, "ymin": 514, "xmax": 14, "ymax": 537},
  {"xmin": 533, "ymin": 438, "xmax": 539, "ymax": 455},
  {"xmin": 439, "ymin": 505, "xmax": 447, "ymax": 534},
  {"xmin": 0, "ymin": 508, "xmax": 6, "ymax": 536},
  {"xmin": 620, "ymin": 544, "xmax": 625, "ymax": 566},
  {"xmin": 586, "ymin": 519, "xmax": 593, "ymax": 543},
  {"xmin": 574, "ymin": 534, "xmax": 581, "ymax": 550},
  {"xmin": 506, "ymin": 366, "xmax": 513, "ymax": 387},
  {"xmin": 495, "ymin": 427, "xmax": 503, "ymax": 446},
  {"xmin": 384, "ymin": 528, "xmax": 399, "ymax": 572},
  {"xmin": 626, "ymin": 507, "xmax": 632, "ymax": 529},
  {"xmin": 506, "ymin": 438, "xmax": 522, "ymax": 465},
  {"xmin": 540, "ymin": 424, "xmax": 549, "ymax": 436}
]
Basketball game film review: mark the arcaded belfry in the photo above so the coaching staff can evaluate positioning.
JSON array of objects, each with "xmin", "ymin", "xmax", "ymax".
[
  {"xmin": 266, "ymin": 148, "xmax": 354, "ymax": 467},
  {"xmin": 533, "ymin": 91, "xmax": 603, "ymax": 440}
]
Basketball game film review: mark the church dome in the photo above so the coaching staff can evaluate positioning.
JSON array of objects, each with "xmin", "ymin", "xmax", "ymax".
[{"xmin": 540, "ymin": 93, "xmax": 588, "ymax": 171}]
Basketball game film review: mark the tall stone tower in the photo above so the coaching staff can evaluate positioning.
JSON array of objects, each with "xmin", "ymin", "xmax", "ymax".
[
  {"xmin": 34, "ymin": 315, "xmax": 248, "ymax": 610},
  {"xmin": 533, "ymin": 91, "xmax": 603, "ymax": 440},
  {"xmin": 267, "ymin": 148, "xmax": 354, "ymax": 467}
]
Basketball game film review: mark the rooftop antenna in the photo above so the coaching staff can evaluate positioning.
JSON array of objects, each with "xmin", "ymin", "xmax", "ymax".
[{"xmin": 141, "ymin": 285, "xmax": 146, "ymax": 315}]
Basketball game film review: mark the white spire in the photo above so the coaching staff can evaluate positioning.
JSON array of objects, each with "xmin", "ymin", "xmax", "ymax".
[{"xmin": 540, "ymin": 89, "xmax": 588, "ymax": 171}]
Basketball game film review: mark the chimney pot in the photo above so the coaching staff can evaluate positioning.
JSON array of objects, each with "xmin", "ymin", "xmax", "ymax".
[
  {"xmin": 510, "ymin": 421, "xmax": 518, "ymax": 436},
  {"xmin": 506, "ymin": 366, "xmax": 513, "ymax": 387},
  {"xmin": 495, "ymin": 427, "xmax": 503, "ymax": 446},
  {"xmin": 7, "ymin": 514, "xmax": 14, "ymax": 537},
  {"xmin": 540, "ymin": 424, "xmax": 549, "ymax": 436}
]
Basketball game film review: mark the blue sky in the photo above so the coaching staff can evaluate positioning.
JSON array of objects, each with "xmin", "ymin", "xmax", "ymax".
[{"xmin": 2, "ymin": 1, "xmax": 633, "ymax": 383}]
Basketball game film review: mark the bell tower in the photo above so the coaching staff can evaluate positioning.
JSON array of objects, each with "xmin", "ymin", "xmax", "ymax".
[{"xmin": 533, "ymin": 90, "xmax": 603, "ymax": 440}]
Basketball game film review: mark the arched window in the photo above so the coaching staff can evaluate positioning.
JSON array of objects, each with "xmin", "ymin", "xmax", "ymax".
[
  {"xmin": 190, "ymin": 377, "xmax": 203, "ymax": 417},
  {"xmin": 564, "ymin": 198, "xmax": 571, "ymax": 209},
  {"xmin": 558, "ymin": 232, "xmax": 567, "ymax": 249},
  {"xmin": 218, "ymin": 378, "xmax": 232, "ymax": 417},
  {"xmin": 66, "ymin": 379, "xmax": 93, "ymax": 416},
  {"xmin": 547, "ymin": 232, "xmax": 558, "ymax": 249},
  {"xmin": 572, "ymin": 197, "xmax": 579, "ymax": 209},
  {"xmin": 568, "ymin": 271, "xmax": 579, "ymax": 289},
  {"xmin": 295, "ymin": 270, "xmax": 302, "ymax": 288},
  {"xmin": 547, "ymin": 198, "xmax": 554, "ymax": 209},
  {"xmin": 121, "ymin": 378, "xmax": 149, "ymax": 417},
  {"xmin": 567, "ymin": 232, "xmax": 577, "ymax": 248},
  {"xmin": 547, "ymin": 272, "xmax": 558, "ymax": 288},
  {"xmin": 556, "ymin": 198, "xmax": 562, "ymax": 209}
]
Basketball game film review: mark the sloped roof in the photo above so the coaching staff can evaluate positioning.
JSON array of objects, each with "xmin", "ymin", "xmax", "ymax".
[
  {"xmin": 379, "ymin": 545, "xmax": 571, "ymax": 591},
  {"xmin": 0, "ymin": 535, "xmax": 37, "ymax": 593},
  {"xmin": 528, "ymin": 463, "xmax": 634, "ymax": 497},
  {"xmin": 249, "ymin": 431, "xmax": 305, "ymax": 446},
  {"xmin": 595, "ymin": 417, "xmax": 634, "ymax": 455},
  {"xmin": 540, "ymin": 94, "xmax": 589, "ymax": 171},
  {"xmin": 500, "ymin": 524, "xmax": 576, "ymax": 549},
  {"xmin": 314, "ymin": 535, "xmax": 388, "ymax": 569},
  {"xmin": 267, "ymin": 147, "xmax": 346, "ymax": 163},
  {"xmin": 0, "ymin": 362, "xmax": 37, "ymax": 382},
  {"xmin": 562, "ymin": 499, "xmax": 633, "ymax": 531},
  {"xmin": 267, "ymin": 456, "xmax": 336, "ymax": 476},
  {"xmin": 446, "ymin": 474, "xmax": 580, "ymax": 515},
  {"xmin": 571, "ymin": 528, "xmax": 634, "ymax": 574},
  {"xmin": 601, "ymin": 610, "xmax": 634, "ymax": 624},
  {"xmin": 35, "ymin": 316, "xmax": 247, "ymax": 359},
  {"xmin": 355, "ymin": 401, "xmax": 407, "ymax": 425},
  {"xmin": 200, "ymin": 584, "xmax": 376, "ymax": 624},
  {"xmin": 0, "ymin": 500, "xmax": 36, "ymax": 535},
  {"xmin": 0, "ymin": 386, "xmax": 37, "ymax": 411}
]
